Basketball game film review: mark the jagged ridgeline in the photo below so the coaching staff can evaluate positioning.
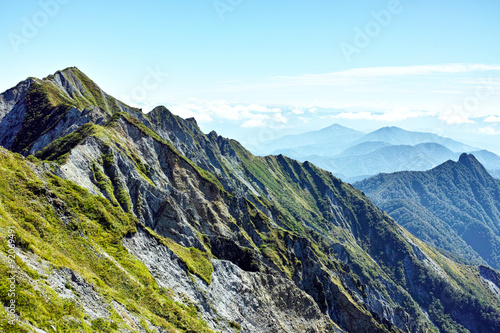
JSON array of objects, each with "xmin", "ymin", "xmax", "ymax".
[
  {"xmin": 355, "ymin": 154, "xmax": 500, "ymax": 272},
  {"xmin": 0, "ymin": 67, "xmax": 499, "ymax": 332}
]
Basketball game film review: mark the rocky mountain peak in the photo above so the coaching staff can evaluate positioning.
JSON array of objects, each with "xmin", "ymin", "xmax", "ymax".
[
  {"xmin": 457, "ymin": 152, "xmax": 492, "ymax": 183},
  {"xmin": 208, "ymin": 130, "xmax": 218, "ymax": 140},
  {"xmin": 0, "ymin": 68, "xmax": 144, "ymax": 155},
  {"xmin": 150, "ymin": 105, "xmax": 171, "ymax": 115},
  {"xmin": 458, "ymin": 152, "xmax": 480, "ymax": 168},
  {"xmin": 185, "ymin": 116, "xmax": 198, "ymax": 126}
]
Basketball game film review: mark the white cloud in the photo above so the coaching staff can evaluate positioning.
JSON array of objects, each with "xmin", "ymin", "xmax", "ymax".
[
  {"xmin": 167, "ymin": 105, "xmax": 200, "ymax": 118},
  {"xmin": 484, "ymin": 115, "xmax": 500, "ymax": 123},
  {"xmin": 167, "ymin": 100, "xmax": 286, "ymax": 128},
  {"xmin": 191, "ymin": 113, "xmax": 213, "ymax": 123},
  {"xmin": 241, "ymin": 114, "xmax": 271, "ymax": 128},
  {"xmin": 351, "ymin": 64, "xmax": 500, "ymax": 76},
  {"xmin": 247, "ymin": 104, "xmax": 271, "ymax": 112},
  {"xmin": 479, "ymin": 126, "xmax": 500, "ymax": 135},
  {"xmin": 274, "ymin": 113, "xmax": 288, "ymax": 123},
  {"xmin": 439, "ymin": 112, "xmax": 475, "ymax": 125},
  {"xmin": 264, "ymin": 64, "xmax": 500, "ymax": 91},
  {"xmin": 331, "ymin": 108, "xmax": 431, "ymax": 122},
  {"xmin": 377, "ymin": 108, "xmax": 431, "ymax": 122},
  {"xmin": 208, "ymin": 101, "xmax": 250, "ymax": 120},
  {"xmin": 333, "ymin": 111, "xmax": 375, "ymax": 120},
  {"xmin": 284, "ymin": 64, "xmax": 500, "ymax": 82},
  {"xmin": 180, "ymin": 63, "xmax": 500, "ymax": 122},
  {"xmin": 167, "ymin": 101, "xmax": 285, "ymax": 125}
]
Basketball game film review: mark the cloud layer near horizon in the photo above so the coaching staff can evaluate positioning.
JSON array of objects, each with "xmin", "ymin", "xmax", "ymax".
[
  {"xmin": 118, "ymin": 63, "xmax": 500, "ymax": 149},
  {"xmin": 125, "ymin": 63, "xmax": 500, "ymax": 126}
]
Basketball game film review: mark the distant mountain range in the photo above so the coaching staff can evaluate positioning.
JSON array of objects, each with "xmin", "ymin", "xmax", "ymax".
[
  {"xmin": 258, "ymin": 124, "xmax": 500, "ymax": 182},
  {"xmin": 261, "ymin": 124, "xmax": 365, "ymax": 157},
  {"xmin": 358, "ymin": 126, "xmax": 476, "ymax": 152},
  {"xmin": 355, "ymin": 154, "xmax": 500, "ymax": 270}
]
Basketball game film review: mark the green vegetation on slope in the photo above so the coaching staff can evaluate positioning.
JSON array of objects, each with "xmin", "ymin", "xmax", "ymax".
[
  {"xmin": 0, "ymin": 148, "xmax": 214, "ymax": 333},
  {"xmin": 35, "ymin": 123, "xmax": 98, "ymax": 164},
  {"xmin": 11, "ymin": 82, "xmax": 72, "ymax": 155},
  {"xmin": 119, "ymin": 112, "xmax": 225, "ymax": 192},
  {"xmin": 44, "ymin": 67, "xmax": 141, "ymax": 115},
  {"xmin": 3, "ymin": 67, "xmax": 500, "ymax": 333},
  {"xmin": 228, "ymin": 142, "xmax": 500, "ymax": 333},
  {"xmin": 355, "ymin": 154, "xmax": 500, "ymax": 269},
  {"xmin": 145, "ymin": 227, "xmax": 213, "ymax": 284}
]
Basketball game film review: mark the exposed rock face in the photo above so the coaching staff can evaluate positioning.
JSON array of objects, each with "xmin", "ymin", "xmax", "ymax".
[
  {"xmin": 0, "ymin": 79, "xmax": 31, "ymax": 149},
  {"xmin": 1, "ymin": 67, "xmax": 500, "ymax": 333},
  {"xmin": 55, "ymin": 115, "xmax": 428, "ymax": 332},
  {"xmin": 47, "ymin": 267, "xmax": 111, "ymax": 320},
  {"xmin": 2, "ymin": 231, "xmax": 168, "ymax": 332},
  {"xmin": 29, "ymin": 106, "xmax": 106, "ymax": 154},
  {"xmin": 124, "ymin": 227, "xmax": 336, "ymax": 333},
  {"xmin": 0, "ymin": 79, "xmax": 30, "ymax": 120},
  {"xmin": 479, "ymin": 265, "xmax": 500, "ymax": 299},
  {"xmin": 0, "ymin": 68, "xmax": 141, "ymax": 156}
]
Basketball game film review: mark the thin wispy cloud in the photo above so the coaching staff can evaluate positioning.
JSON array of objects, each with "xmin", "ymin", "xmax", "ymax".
[
  {"xmin": 332, "ymin": 108, "xmax": 432, "ymax": 122},
  {"xmin": 276, "ymin": 64, "xmax": 500, "ymax": 85},
  {"xmin": 165, "ymin": 100, "xmax": 287, "ymax": 129},
  {"xmin": 200, "ymin": 63, "xmax": 500, "ymax": 95}
]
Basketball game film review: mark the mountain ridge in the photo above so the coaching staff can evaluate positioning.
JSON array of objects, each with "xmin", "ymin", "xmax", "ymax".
[
  {"xmin": 1, "ymin": 67, "xmax": 499, "ymax": 332},
  {"xmin": 260, "ymin": 123, "xmax": 365, "ymax": 157},
  {"xmin": 356, "ymin": 126, "xmax": 477, "ymax": 152},
  {"xmin": 356, "ymin": 153, "xmax": 500, "ymax": 270},
  {"xmin": 258, "ymin": 123, "xmax": 500, "ymax": 182}
]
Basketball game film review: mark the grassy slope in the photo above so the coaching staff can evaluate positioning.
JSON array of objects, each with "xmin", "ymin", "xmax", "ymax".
[
  {"xmin": 29, "ymin": 108, "xmax": 393, "ymax": 330},
  {"xmin": 6, "ymin": 68, "xmax": 500, "ymax": 332},
  {"xmin": 11, "ymin": 67, "xmax": 142, "ymax": 156},
  {"xmin": 228, "ymin": 141, "xmax": 500, "ymax": 333},
  {"xmin": 0, "ymin": 148, "xmax": 214, "ymax": 333},
  {"xmin": 37, "ymin": 110, "xmax": 499, "ymax": 332},
  {"xmin": 355, "ymin": 160, "xmax": 500, "ymax": 269}
]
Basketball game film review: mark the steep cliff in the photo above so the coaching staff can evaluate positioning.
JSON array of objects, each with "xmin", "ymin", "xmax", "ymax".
[{"xmin": 1, "ymin": 67, "xmax": 499, "ymax": 333}]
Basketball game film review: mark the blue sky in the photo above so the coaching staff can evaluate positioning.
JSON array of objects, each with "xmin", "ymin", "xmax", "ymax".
[{"xmin": 1, "ymin": 0, "xmax": 500, "ymax": 150}]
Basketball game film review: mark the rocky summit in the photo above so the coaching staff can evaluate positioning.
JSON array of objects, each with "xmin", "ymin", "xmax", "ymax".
[{"xmin": 0, "ymin": 67, "xmax": 499, "ymax": 332}]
